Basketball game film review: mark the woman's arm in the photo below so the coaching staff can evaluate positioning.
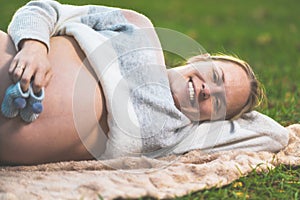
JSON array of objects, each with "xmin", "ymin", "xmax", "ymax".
[
  {"xmin": 8, "ymin": 0, "xmax": 89, "ymax": 51},
  {"xmin": 8, "ymin": 0, "xmax": 151, "ymax": 51},
  {"xmin": 7, "ymin": 0, "xmax": 131, "ymax": 91},
  {"xmin": 8, "ymin": 0, "xmax": 88, "ymax": 91}
]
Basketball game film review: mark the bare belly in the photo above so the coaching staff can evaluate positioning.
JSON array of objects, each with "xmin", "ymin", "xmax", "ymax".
[{"xmin": 0, "ymin": 31, "xmax": 108, "ymax": 165}]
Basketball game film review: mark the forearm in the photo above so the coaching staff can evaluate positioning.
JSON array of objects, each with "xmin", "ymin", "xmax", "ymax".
[
  {"xmin": 7, "ymin": 0, "xmax": 90, "ymax": 51},
  {"xmin": 7, "ymin": 0, "xmax": 128, "ymax": 52},
  {"xmin": 8, "ymin": 0, "xmax": 59, "ymax": 51}
]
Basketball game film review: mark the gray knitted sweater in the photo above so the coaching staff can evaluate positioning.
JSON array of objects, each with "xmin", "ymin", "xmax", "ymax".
[{"xmin": 8, "ymin": 0, "xmax": 289, "ymax": 159}]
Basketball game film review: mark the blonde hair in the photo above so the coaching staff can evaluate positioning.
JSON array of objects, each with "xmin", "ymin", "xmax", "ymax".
[{"xmin": 187, "ymin": 53, "xmax": 265, "ymax": 120}]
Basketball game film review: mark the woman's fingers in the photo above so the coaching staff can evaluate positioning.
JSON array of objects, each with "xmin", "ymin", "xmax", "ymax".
[
  {"xmin": 12, "ymin": 65, "xmax": 26, "ymax": 83},
  {"xmin": 10, "ymin": 59, "xmax": 27, "ymax": 84},
  {"xmin": 31, "ymin": 66, "xmax": 52, "ymax": 93},
  {"xmin": 44, "ymin": 70, "xmax": 53, "ymax": 88},
  {"xmin": 32, "ymin": 70, "xmax": 46, "ymax": 93},
  {"xmin": 20, "ymin": 66, "xmax": 34, "ymax": 92},
  {"xmin": 11, "ymin": 63, "xmax": 52, "ymax": 93},
  {"xmin": 8, "ymin": 42, "xmax": 52, "ymax": 93},
  {"xmin": 8, "ymin": 59, "xmax": 18, "ymax": 75}
]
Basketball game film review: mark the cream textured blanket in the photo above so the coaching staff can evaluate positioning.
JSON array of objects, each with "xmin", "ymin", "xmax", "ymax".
[{"xmin": 0, "ymin": 124, "xmax": 299, "ymax": 200}]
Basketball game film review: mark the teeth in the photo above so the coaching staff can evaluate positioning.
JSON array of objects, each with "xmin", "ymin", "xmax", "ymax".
[{"xmin": 188, "ymin": 80, "xmax": 195, "ymax": 102}]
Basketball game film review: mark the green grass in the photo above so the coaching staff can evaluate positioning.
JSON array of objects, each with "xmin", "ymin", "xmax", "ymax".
[
  {"xmin": 1, "ymin": 0, "xmax": 300, "ymax": 199},
  {"xmin": 178, "ymin": 165, "xmax": 300, "ymax": 200}
]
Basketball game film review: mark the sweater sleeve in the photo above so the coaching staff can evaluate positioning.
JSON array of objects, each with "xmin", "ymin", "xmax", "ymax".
[
  {"xmin": 231, "ymin": 111, "xmax": 289, "ymax": 152},
  {"xmin": 7, "ymin": 0, "xmax": 121, "ymax": 51},
  {"xmin": 172, "ymin": 111, "xmax": 289, "ymax": 154}
]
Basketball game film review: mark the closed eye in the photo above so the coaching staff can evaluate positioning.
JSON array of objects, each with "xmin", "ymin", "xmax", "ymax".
[
  {"xmin": 213, "ymin": 95, "xmax": 226, "ymax": 118},
  {"xmin": 213, "ymin": 67, "xmax": 224, "ymax": 86},
  {"xmin": 213, "ymin": 97, "xmax": 220, "ymax": 114},
  {"xmin": 212, "ymin": 69, "xmax": 219, "ymax": 83}
]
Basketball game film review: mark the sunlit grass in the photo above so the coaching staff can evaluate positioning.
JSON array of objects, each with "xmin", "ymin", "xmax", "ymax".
[{"xmin": 181, "ymin": 165, "xmax": 300, "ymax": 200}]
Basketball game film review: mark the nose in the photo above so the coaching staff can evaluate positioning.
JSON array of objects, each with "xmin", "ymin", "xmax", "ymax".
[
  {"xmin": 200, "ymin": 83, "xmax": 210, "ymax": 100},
  {"xmin": 199, "ymin": 83, "xmax": 223, "ymax": 100}
]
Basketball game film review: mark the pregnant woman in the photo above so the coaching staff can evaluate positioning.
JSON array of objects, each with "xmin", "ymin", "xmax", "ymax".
[{"xmin": 0, "ymin": 0, "xmax": 288, "ymax": 165}]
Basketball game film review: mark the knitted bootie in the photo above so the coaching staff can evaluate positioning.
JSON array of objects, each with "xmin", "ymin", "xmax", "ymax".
[
  {"xmin": 1, "ymin": 82, "xmax": 29, "ymax": 118},
  {"xmin": 20, "ymin": 86, "xmax": 45, "ymax": 123}
]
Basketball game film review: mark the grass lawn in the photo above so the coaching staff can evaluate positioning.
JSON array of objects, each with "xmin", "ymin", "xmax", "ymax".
[{"xmin": 1, "ymin": 0, "xmax": 300, "ymax": 199}]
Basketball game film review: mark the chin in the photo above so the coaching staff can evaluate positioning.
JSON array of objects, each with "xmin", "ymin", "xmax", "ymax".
[{"xmin": 180, "ymin": 109, "xmax": 200, "ymax": 122}]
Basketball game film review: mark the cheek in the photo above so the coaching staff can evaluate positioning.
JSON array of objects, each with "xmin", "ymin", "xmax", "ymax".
[
  {"xmin": 170, "ymin": 79, "xmax": 186, "ymax": 98},
  {"xmin": 199, "ymin": 100, "xmax": 212, "ymax": 119},
  {"xmin": 169, "ymin": 72, "xmax": 188, "ymax": 96}
]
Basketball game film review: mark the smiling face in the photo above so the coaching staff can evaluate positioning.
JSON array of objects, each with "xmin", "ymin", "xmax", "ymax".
[{"xmin": 167, "ymin": 59, "xmax": 251, "ymax": 121}]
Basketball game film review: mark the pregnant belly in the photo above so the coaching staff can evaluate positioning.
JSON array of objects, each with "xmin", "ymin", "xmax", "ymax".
[{"xmin": 0, "ymin": 31, "xmax": 108, "ymax": 164}]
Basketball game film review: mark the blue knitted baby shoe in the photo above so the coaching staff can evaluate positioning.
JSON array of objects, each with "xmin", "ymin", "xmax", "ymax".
[
  {"xmin": 20, "ymin": 85, "xmax": 45, "ymax": 123},
  {"xmin": 1, "ymin": 82, "xmax": 30, "ymax": 118}
]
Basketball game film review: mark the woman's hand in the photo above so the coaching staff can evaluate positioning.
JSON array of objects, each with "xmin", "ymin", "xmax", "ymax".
[{"xmin": 9, "ymin": 39, "xmax": 53, "ymax": 93}]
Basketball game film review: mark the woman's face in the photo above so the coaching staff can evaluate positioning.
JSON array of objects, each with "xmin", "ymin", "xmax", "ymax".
[{"xmin": 167, "ymin": 60, "xmax": 251, "ymax": 121}]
